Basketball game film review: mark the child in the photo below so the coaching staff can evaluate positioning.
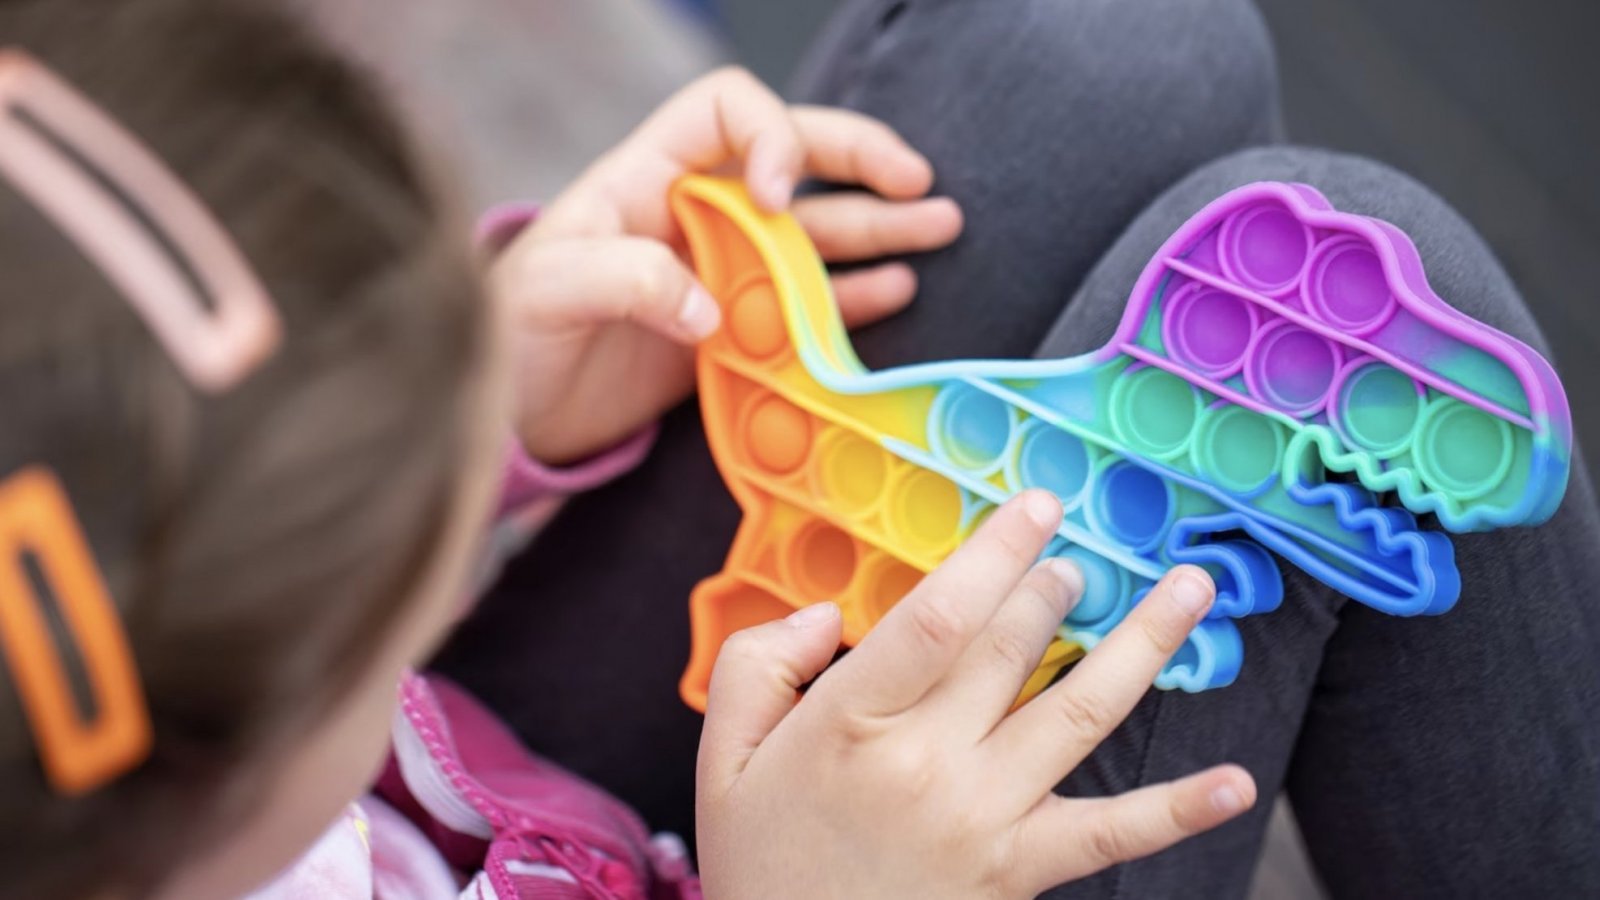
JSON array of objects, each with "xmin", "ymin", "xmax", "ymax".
[{"xmin": 0, "ymin": 2, "xmax": 1253, "ymax": 898}]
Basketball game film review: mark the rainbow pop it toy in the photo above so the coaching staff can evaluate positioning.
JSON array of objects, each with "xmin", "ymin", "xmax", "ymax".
[{"xmin": 670, "ymin": 175, "xmax": 1571, "ymax": 710}]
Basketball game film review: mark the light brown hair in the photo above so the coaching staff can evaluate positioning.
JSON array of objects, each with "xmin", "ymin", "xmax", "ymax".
[{"xmin": 0, "ymin": 0, "xmax": 486, "ymax": 895}]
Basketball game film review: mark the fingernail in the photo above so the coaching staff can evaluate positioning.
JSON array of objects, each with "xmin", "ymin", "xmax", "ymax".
[
  {"xmin": 1043, "ymin": 558, "xmax": 1085, "ymax": 614},
  {"xmin": 787, "ymin": 602, "xmax": 838, "ymax": 629},
  {"xmin": 766, "ymin": 174, "xmax": 794, "ymax": 209},
  {"xmin": 1021, "ymin": 491, "xmax": 1063, "ymax": 530},
  {"xmin": 678, "ymin": 285, "xmax": 721, "ymax": 339},
  {"xmin": 1210, "ymin": 784, "xmax": 1248, "ymax": 816},
  {"xmin": 1170, "ymin": 570, "xmax": 1214, "ymax": 617}
]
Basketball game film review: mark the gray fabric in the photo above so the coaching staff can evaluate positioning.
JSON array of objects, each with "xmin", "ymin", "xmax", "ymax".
[{"xmin": 435, "ymin": 1, "xmax": 1600, "ymax": 897}]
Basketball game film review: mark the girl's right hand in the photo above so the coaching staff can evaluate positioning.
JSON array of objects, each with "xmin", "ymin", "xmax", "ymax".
[{"xmin": 695, "ymin": 491, "xmax": 1256, "ymax": 899}]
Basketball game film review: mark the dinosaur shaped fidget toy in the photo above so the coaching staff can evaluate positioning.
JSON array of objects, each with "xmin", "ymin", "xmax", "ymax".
[{"xmin": 670, "ymin": 175, "xmax": 1571, "ymax": 711}]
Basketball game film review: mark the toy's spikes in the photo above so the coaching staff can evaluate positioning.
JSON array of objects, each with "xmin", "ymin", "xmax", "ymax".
[{"xmin": 669, "ymin": 174, "xmax": 1570, "ymax": 711}]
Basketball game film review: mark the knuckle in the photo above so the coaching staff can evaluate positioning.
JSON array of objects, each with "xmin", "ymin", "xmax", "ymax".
[
  {"xmin": 1168, "ymin": 790, "xmax": 1206, "ymax": 834},
  {"xmin": 828, "ymin": 707, "xmax": 884, "ymax": 746},
  {"xmin": 1087, "ymin": 824, "xmax": 1137, "ymax": 868},
  {"xmin": 984, "ymin": 627, "xmax": 1035, "ymax": 672},
  {"xmin": 627, "ymin": 251, "xmax": 679, "ymax": 306},
  {"xmin": 992, "ymin": 530, "xmax": 1040, "ymax": 571},
  {"xmin": 716, "ymin": 627, "xmax": 769, "ymax": 667},
  {"xmin": 1136, "ymin": 608, "xmax": 1186, "ymax": 654},
  {"xmin": 907, "ymin": 592, "xmax": 967, "ymax": 651},
  {"xmin": 1052, "ymin": 690, "xmax": 1117, "ymax": 737},
  {"xmin": 877, "ymin": 740, "xmax": 940, "ymax": 795},
  {"xmin": 1020, "ymin": 571, "xmax": 1071, "ymax": 620}
]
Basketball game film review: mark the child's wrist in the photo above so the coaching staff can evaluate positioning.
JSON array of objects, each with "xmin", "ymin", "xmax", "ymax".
[{"xmin": 498, "ymin": 426, "xmax": 656, "ymax": 515}]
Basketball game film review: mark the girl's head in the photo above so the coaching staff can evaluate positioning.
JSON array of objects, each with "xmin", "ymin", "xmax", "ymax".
[{"xmin": 0, "ymin": 0, "xmax": 504, "ymax": 896}]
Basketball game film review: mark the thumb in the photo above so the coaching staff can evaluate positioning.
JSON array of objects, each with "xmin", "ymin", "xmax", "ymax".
[
  {"xmin": 697, "ymin": 602, "xmax": 843, "ymax": 794},
  {"xmin": 494, "ymin": 235, "xmax": 722, "ymax": 343}
]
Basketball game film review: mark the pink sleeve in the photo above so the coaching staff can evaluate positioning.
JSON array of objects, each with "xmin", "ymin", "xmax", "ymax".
[
  {"xmin": 497, "ymin": 428, "xmax": 656, "ymax": 517},
  {"xmin": 482, "ymin": 201, "xmax": 657, "ymax": 515},
  {"xmin": 477, "ymin": 201, "xmax": 541, "ymax": 253}
]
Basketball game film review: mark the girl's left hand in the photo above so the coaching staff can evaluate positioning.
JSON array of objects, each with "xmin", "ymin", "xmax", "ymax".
[{"xmin": 490, "ymin": 67, "xmax": 963, "ymax": 464}]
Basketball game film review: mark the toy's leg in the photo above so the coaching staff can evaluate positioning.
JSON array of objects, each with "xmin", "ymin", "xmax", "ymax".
[
  {"xmin": 434, "ymin": 0, "xmax": 1283, "ymax": 847},
  {"xmin": 1035, "ymin": 146, "xmax": 1600, "ymax": 899}
]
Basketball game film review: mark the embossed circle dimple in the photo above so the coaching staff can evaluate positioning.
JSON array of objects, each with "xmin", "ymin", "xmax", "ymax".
[
  {"xmin": 728, "ymin": 281, "xmax": 786, "ymax": 359},
  {"xmin": 1092, "ymin": 461, "xmax": 1174, "ymax": 552},
  {"xmin": 1164, "ymin": 285, "xmax": 1256, "ymax": 377},
  {"xmin": 1415, "ymin": 397, "xmax": 1514, "ymax": 500},
  {"xmin": 1055, "ymin": 545, "xmax": 1129, "ymax": 628},
  {"xmin": 1307, "ymin": 239, "xmax": 1397, "ymax": 335},
  {"xmin": 744, "ymin": 395, "xmax": 812, "ymax": 474},
  {"xmin": 1246, "ymin": 323, "xmax": 1340, "ymax": 416},
  {"xmin": 1111, "ymin": 367, "xmax": 1201, "ymax": 459},
  {"xmin": 788, "ymin": 520, "xmax": 858, "ymax": 599},
  {"xmin": 1194, "ymin": 404, "xmax": 1286, "ymax": 495},
  {"xmin": 1335, "ymin": 362, "xmax": 1423, "ymax": 457},
  {"xmin": 935, "ymin": 385, "xmax": 1014, "ymax": 471},
  {"xmin": 1017, "ymin": 426, "xmax": 1093, "ymax": 510},
  {"xmin": 1221, "ymin": 203, "xmax": 1313, "ymax": 294},
  {"xmin": 817, "ymin": 431, "xmax": 889, "ymax": 515},
  {"xmin": 889, "ymin": 469, "xmax": 964, "ymax": 552}
]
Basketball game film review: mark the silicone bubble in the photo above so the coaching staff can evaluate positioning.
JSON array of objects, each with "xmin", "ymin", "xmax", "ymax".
[
  {"xmin": 1332, "ymin": 361, "xmax": 1423, "ymax": 458},
  {"xmin": 1306, "ymin": 237, "xmax": 1397, "ymax": 335},
  {"xmin": 814, "ymin": 428, "xmax": 891, "ymax": 518},
  {"xmin": 672, "ymin": 175, "xmax": 1571, "ymax": 711},
  {"xmin": 862, "ymin": 552, "xmax": 924, "ymax": 624},
  {"xmin": 1162, "ymin": 283, "xmax": 1257, "ymax": 378},
  {"xmin": 740, "ymin": 392, "xmax": 812, "ymax": 476},
  {"xmin": 1244, "ymin": 320, "xmax": 1342, "ymax": 417},
  {"xmin": 1218, "ymin": 201, "xmax": 1313, "ymax": 295},
  {"xmin": 1089, "ymin": 459, "xmax": 1175, "ymax": 554},
  {"xmin": 1414, "ymin": 395, "xmax": 1515, "ymax": 501},
  {"xmin": 929, "ymin": 382, "xmax": 1016, "ymax": 473},
  {"xmin": 1110, "ymin": 365, "xmax": 1202, "ymax": 460},
  {"xmin": 1007, "ymin": 419, "xmax": 1096, "ymax": 512},
  {"xmin": 1193, "ymin": 403, "xmax": 1286, "ymax": 496},
  {"xmin": 886, "ymin": 468, "xmax": 964, "ymax": 557},
  {"xmin": 782, "ymin": 518, "xmax": 859, "ymax": 600},
  {"xmin": 1052, "ymin": 543, "xmax": 1130, "ymax": 629},
  {"xmin": 727, "ymin": 277, "xmax": 788, "ymax": 361}
]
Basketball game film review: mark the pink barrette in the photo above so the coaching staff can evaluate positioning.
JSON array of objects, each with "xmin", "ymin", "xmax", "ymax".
[{"xmin": 0, "ymin": 49, "xmax": 280, "ymax": 391}]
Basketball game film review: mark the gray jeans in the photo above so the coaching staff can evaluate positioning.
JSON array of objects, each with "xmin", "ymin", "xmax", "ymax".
[{"xmin": 436, "ymin": 1, "xmax": 1600, "ymax": 896}]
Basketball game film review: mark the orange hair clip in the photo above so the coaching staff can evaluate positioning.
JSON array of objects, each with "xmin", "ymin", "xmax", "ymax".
[
  {"xmin": 0, "ymin": 468, "xmax": 150, "ymax": 796},
  {"xmin": 0, "ymin": 50, "xmax": 280, "ymax": 793}
]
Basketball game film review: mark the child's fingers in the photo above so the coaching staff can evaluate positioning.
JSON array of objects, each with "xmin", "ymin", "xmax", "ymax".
[
  {"xmin": 921, "ymin": 558, "xmax": 1082, "ymax": 735},
  {"xmin": 627, "ymin": 66, "xmax": 804, "ymax": 211},
  {"xmin": 819, "ymin": 491, "xmax": 1063, "ymax": 717},
  {"xmin": 792, "ymin": 193, "xmax": 963, "ymax": 263},
  {"xmin": 496, "ymin": 235, "xmax": 720, "ymax": 344},
  {"xmin": 987, "ymin": 567, "xmax": 1215, "ymax": 799},
  {"xmin": 832, "ymin": 263, "xmax": 917, "ymax": 328},
  {"xmin": 1009, "ymin": 765, "xmax": 1256, "ymax": 891},
  {"xmin": 698, "ymin": 603, "xmax": 845, "ymax": 794},
  {"xmin": 790, "ymin": 106, "xmax": 935, "ymax": 200}
]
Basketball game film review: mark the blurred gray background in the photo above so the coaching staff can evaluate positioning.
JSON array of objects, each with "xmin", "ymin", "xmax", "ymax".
[{"xmin": 314, "ymin": 2, "xmax": 1597, "ymax": 897}]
